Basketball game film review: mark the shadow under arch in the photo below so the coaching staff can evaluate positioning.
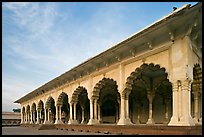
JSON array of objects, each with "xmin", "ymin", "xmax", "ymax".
[
  {"xmin": 37, "ymin": 100, "xmax": 44, "ymax": 124},
  {"xmin": 56, "ymin": 92, "xmax": 70, "ymax": 123},
  {"xmin": 93, "ymin": 77, "xmax": 121, "ymax": 124},
  {"xmin": 191, "ymin": 63, "xmax": 202, "ymax": 124},
  {"xmin": 71, "ymin": 86, "xmax": 90, "ymax": 124},
  {"xmin": 45, "ymin": 96, "xmax": 56, "ymax": 123},
  {"xmin": 125, "ymin": 63, "xmax": 172, "ymax": 125}
]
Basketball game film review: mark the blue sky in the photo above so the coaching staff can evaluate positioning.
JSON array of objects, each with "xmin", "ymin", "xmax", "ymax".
[{"xmin": 2, "ymin": 2, "xmax": 198, "ymax": 112}]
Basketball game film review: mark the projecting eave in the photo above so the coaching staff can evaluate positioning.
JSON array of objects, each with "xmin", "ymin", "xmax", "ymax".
[{"xmin": 15, "ymin": 2, "xmax": 202, "ymax": 104}]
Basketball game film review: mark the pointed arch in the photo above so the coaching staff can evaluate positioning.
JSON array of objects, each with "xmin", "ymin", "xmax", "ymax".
[{"xmin": 57, "ymin": 92, "xmax": 68, "ymax": 106}]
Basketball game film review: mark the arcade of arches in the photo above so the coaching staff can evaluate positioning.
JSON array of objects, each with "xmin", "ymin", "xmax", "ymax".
[{"xmin": 20, "ymin": 63, "xmax": 202, "ymax": 126}]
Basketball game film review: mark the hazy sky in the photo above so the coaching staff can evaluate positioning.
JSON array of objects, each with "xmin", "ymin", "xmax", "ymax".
[{"xmin": 2, "ymin": 2, "xmax": 197, "ymax": 112}]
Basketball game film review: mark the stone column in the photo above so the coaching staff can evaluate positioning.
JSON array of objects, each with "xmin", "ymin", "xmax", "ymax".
[
  {"xmin": 146, "ymin": 91, "xmax": 155, "ymax": 125},
  {"xmin": 47, "ymin": 109, "xmax": 50, "ymax": 122},
  {"xmin": 68, "ymin": 103, "xmax": 73, "ymax": 124},
  {"xmin": 70, "ymin": 103, "xmax": 73, "ymax": 120},
  {"xmin": 198, "ymin": 84, "xmax": 202, "ymax": 124},
  {"xmin": 98, "ymin": 104, "xmax": 101, "ymax": 123},
  {"xmin": 88, "ymin": 99, "xmax": 96, "ymax": 125},
  {"xmin": 117, "ymin": 94, "xmax": 132, "ymax": 125},
  {"xmin": 68, "ymin": 102, "xmax": 78, "ymax": 124},
  {"xmin": 36, "ymin": 110, "xmax": 39, "ymax": 124},
  {"xmin": 59, "ymin": 105, "xmax": 62, "ymax": 123},
  {"xmin": 55, "ymin": 106, "xmax": 59, "ymax": 124},
  {"xmin": 179, "ymin": 80, "xmax": 195, "ymax": 126},
  {"xmin": 44, "ymin": 109, "xmax": 47, "ymax": 124},
  {"xmin": 192, "ymin": 86, "xmax": 199, "ymax": 124},
  {"xmin": 20, "ymin": 108, "xmax": 24, "ymax": 124},
  {"xmin": 27, "ymin": 111, "xmax": 30, "ymax": 123},
  {"xmin": 94, "ymin": 99, "xmax": 98, "ymax": 120},
  {"xmin": 73, "ymin": 103, "xmax": 77, "ymax": 120},
  {"xmin": 30, "ymin": 111, "xmax": 33, "ymax": 124},
  {"xmin": 168, "ymin": 81, "xmax": 179, "ymax": 126},
  {"xmin": 25, "ymin": 112, "xmax": 27, "ymax": 123},
  {"xmin": 33, "ymin": 110, "xmax": 36, "ymax": 123}
]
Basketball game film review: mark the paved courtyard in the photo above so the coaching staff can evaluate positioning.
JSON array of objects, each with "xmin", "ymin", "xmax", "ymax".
[{"xmin": 2, "ymin": 126, "xmax": 115, "ymax": 135}]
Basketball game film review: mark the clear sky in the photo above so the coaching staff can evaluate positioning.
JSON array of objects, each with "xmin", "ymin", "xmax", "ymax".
[{"xmin": 2, "ymin": 2, "xmax": 198, "ymax": 112}]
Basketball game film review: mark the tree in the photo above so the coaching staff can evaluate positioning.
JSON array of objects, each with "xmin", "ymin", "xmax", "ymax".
[{"xmin": 13, "ymin": 108, "xmax": 21, "ymax": 112}]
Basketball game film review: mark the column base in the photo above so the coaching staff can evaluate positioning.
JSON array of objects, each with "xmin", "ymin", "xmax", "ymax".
[
  {"xmin": 117, "ymin": 117, "xmax": 133, "ymax": 125},
  {"xmin": 68, "ymin": 119, "xmax": 78, "ymax": 125},
  {"xmin": 146, "ymin": 118, "xmax": 155, "ymax": 125},
  {"xmin": 179, "ymin": 115, "xmax": 195, "ymax": 126},
  {"xmin": 55, "ymin": 120, "xmax": 64, "ymax": 124},
  {"xmin": 87, "ymin": 119, "xmax": 100, "ymax": 125},
  {"xmin": 36, "ymin": 121, "xmax": 40, "ymax": 124},
  {"xmin": 168, "ymin": 116, "xmax": 179, "ymax": 126},
  {"xmin": 43, "ymin": 121, "xmax": 51, "ymax": 124}
]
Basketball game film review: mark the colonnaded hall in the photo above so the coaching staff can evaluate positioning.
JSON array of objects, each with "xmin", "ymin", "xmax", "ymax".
[{"xmin": 15, "ymin": 3, "xmax": 202, "ymax": 128}]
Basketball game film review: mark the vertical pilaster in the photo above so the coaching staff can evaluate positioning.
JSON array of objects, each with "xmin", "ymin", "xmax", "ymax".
[
  {"xmin": 179, "ymin": 79, "xmax": 195, "ymax": 126},
  {"xmin": 169, "ymin": 81, "xmax": 179, "ymax": 126}
]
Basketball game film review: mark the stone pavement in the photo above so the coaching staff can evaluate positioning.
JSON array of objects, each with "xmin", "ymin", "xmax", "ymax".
[{"xmin": 2, "ymin": 126, "xmax": 116, "ymax": 135}]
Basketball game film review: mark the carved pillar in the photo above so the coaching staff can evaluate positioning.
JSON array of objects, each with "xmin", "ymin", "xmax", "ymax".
[
  {"xmin": 36, "ymin": 110, "xmax": 39, "ymax": 124},
  {"xmin": 169, "ymin": 81, "xmax": 179, "ymax": 126},
  {"xmin": 117, "ymin": 92, "xmax": 132, "ymax": 125},
  {"xmin": 146, "ymin": 91, "xmax": 155, "ymax": 125},
  {"xmin": 73, "ymin": 103, "xmax": 76, "ymax": 120},
  {"xmin": 47, "ymin": 109, "xmax": 50, "ymax": 122},
  {"xmin": 20, "ymin": 108, "xmax": 24, "ymax": 124},
  {"xmin": 88, "ymin": 98, "xmax": 95, "ymax": 124},
  {"xmin": 94, "ymin": 99, "xmax": 98, "ymax": 120},
  {"xmin": 70, "ymin": 103, "xmax": 73, "ymax": 120},
  {"xmin": 59, "ymin": 105, "xmax": 62, "ymax": 122},
  {"xmin": 192, "ymin": 84, "xmax": 199, "ymax": 124},
  {"xmin": 180, "ymin": 79, "xmax": 195, "ymax": 126},
  {"xmin": 55, "ymin": 105, "xmax": 59, "ymax": 124}
]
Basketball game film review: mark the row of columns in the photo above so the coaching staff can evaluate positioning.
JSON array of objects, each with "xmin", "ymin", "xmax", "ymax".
[{"xmin": 20, "ymin": 80, "xmax": 201, "ymax": 126}]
